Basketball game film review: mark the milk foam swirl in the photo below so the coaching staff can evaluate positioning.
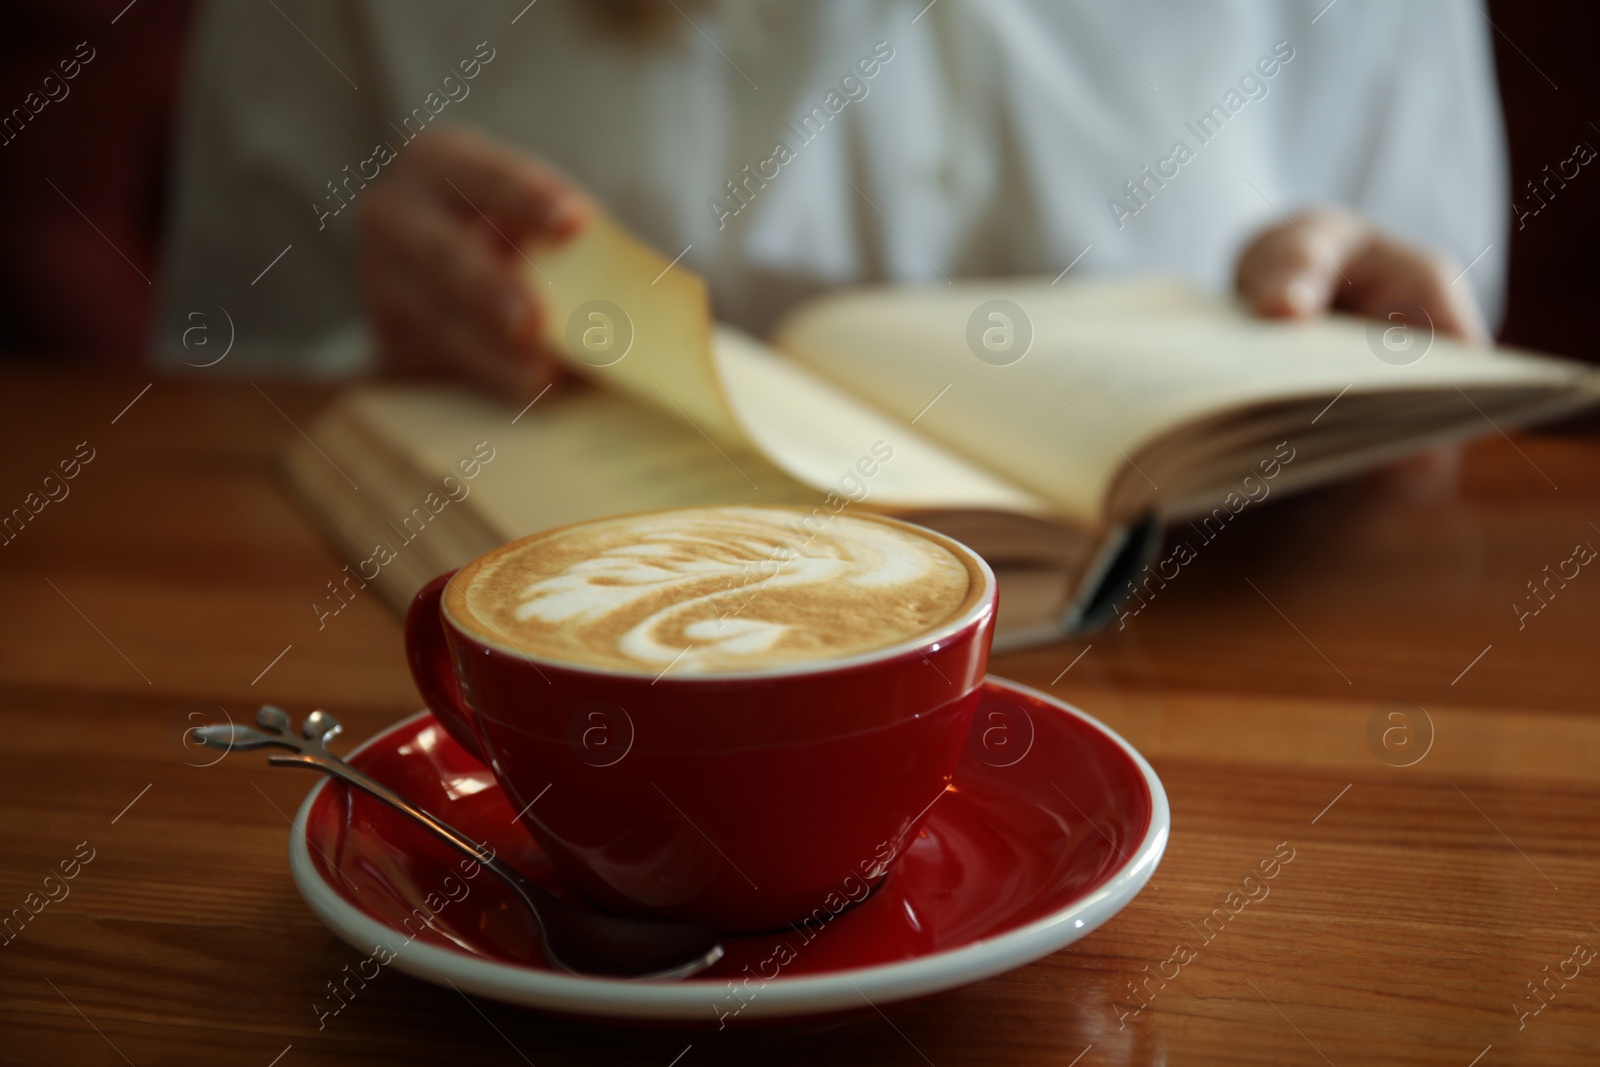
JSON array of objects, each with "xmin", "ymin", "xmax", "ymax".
[{"xmin": 451, "ymin": 507, "xmax": 977, "ymax": 674}]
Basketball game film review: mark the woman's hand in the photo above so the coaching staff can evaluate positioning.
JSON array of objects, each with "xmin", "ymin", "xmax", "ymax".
[
  {"xmin": 1235, "ymin": 205, "xmax": 1490, "ymax": 344},
  {"xmin": 1238, "ymin": 206, "xmax": 1479, "ymax": 495},
  {"xmin": 358, "ymin": 126, "xmax": 592, "ymax": 398}
]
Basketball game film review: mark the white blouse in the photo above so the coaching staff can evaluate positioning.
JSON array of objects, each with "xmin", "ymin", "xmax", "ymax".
[{"xmin": 156, "ymin": 0, "xmax": 1507, "ymax": 373}]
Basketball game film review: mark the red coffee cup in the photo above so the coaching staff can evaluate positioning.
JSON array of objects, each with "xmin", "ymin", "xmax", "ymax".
[{"xmin": 405, "ymin": 509, "xmax": 996, "ymax": 934}]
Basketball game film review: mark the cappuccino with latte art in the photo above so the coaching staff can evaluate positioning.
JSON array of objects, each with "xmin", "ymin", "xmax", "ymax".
[
  {"xmin": 409, "ymin": 505, "xmax": 997, "ymax": 929},
  {"xmin": 445, "ymin": 506, "xmax": 983, "ymax": 674}
]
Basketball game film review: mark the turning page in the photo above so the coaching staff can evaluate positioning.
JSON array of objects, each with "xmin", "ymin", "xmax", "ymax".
[{"xmin": 529, "ymin": 212, "xmax": 1050, "ymax": 514}]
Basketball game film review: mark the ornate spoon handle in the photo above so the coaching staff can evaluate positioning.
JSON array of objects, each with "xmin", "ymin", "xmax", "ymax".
[{"xmin": 195, "ymin": 706, "xmax": 723, "ymax": 980}]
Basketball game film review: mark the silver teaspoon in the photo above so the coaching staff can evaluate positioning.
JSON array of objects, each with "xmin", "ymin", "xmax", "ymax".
[{"xmin": 195, "ymin": 706, "xmax": 724, "ymax": 981}]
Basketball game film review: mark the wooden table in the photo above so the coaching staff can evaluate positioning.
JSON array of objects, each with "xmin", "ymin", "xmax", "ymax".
[{"xmin": 3, "ymin": 369, "xmax": 1598, "ymax": 1065}]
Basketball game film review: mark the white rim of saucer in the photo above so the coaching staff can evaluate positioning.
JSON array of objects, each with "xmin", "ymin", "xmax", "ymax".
[{"xmin": 287, "ymin": 677, "xmax": 1169, "ymax": 1023}]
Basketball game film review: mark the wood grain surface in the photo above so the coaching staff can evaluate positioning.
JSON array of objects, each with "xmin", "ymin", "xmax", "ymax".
[{"xmin": 2, "ymin": 370, "xmax": 1598, "ymax": 1066}]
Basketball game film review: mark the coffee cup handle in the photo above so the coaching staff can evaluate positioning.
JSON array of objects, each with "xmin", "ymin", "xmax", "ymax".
[{"xmin": 404, "ymin": 571, "xmax": 487, "ymax": 763}]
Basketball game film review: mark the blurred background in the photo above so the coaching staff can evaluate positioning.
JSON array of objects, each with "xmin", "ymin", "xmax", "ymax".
[{"xmin": 0, "ymin": 1, "xmax": 1594, "ymax": 364}]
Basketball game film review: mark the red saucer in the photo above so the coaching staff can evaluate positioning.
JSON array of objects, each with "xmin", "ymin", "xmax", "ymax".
[{"xmin": 290, "ymin": 677, "xmax": 1167, "ymax": 1024}]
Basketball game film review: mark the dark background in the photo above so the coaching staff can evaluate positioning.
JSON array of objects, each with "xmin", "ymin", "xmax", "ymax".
[
  {"xmin": 1487, "ymin": 4, "xmax": 1599, "ymax": 361},
  {"xmin": 0, "ymin": 1, "xmax": 1593, "ymax": 363}
]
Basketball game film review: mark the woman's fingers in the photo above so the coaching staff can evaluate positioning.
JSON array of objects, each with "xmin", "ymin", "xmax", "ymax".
[
  {"xmin": 1235, "ymin": 207, "xmax": 1372, "ymax": 320},
  {"xmin": 358, "ymin": 127, "xmax": 588, "ymax": 397},
  {"xmin": 1344, "ymin": 236, "xmax": 1491, "ymax": 344},
  {"xmin": 367, "ymin": 193, "xmax": 526, "ymax": 346},
  {"xmin": 408, "ymin": 126, "xmax": 591, "ymax": 242},
  {"xmin": 360, "ymin": 192, "xmax": 564, "ymax": 396},
  {"xmin": 1235, "ymin": 206, "xmax": 1490, "ymax": 343},
  {"xmin": 367, "ymin": 233, "xmax": 561, "ymax": 400}
]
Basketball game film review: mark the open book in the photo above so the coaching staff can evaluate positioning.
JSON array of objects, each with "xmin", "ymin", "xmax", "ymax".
[{"xmin": 287, "ymin": 214, "xmax": 1600, "ymax": 647}]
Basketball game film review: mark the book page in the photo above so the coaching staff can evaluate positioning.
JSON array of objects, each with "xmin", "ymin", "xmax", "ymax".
[
  {"xmin": 772, "ymin": 278, "xmax": 1599, "ymax": 524},
  {"xmin": 526, "ymin": 210, "xmax": 1051, "ymax": 516},
  {"xmin": 713, "ymin": 326, "xmax": 1050, "ymax": 513},
  {"xmin": 529, "ymin": 211, "xmax": 745, "ymax": 445}
]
